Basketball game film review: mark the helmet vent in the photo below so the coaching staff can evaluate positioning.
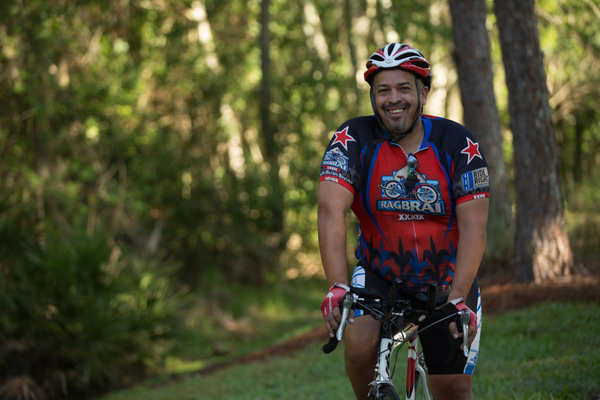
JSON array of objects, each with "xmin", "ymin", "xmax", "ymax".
[{"xmin": 364, "ymin": 43, "xmax": 431, "ymax": 85}]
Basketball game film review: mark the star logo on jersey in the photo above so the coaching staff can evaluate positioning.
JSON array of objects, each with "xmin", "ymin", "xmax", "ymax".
[
  {"xmin": 331, "ymin": 126, "xmax": 356, "ymax": 151},
  {"xmin": 461, "ymin": 138, "xmax": 482, "ymax": 164}
]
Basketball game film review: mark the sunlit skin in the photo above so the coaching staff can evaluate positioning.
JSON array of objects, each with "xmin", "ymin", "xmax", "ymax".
[{"xmin": 372, "ymin": 69, "xmax": 429, "ymax": 138}]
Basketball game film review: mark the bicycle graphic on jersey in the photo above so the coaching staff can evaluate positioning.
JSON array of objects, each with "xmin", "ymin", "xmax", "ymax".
[{"xmin": 379, "ymin": 154, "xmax": 439, "ymax": 204}]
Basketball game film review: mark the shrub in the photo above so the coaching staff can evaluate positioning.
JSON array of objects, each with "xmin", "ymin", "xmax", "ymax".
[{"xmin": 0, "ymin": 215, "xmax": 189, "ymax": 399}]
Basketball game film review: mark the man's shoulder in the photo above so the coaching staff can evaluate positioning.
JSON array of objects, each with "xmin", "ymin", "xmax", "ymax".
[
  {"xmin": 425, "ymin": 115, "xmax": 476, "ymax": 145},
  {"xmin": 425, "ymin": 116, "xmax": 488, "ymax": 167},
  {"xmin": 426, "ymin": 115, "xmax": 469, "ymax": 134}
]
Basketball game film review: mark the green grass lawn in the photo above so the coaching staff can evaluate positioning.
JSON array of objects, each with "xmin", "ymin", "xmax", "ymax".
[
  {"xmin": 159, "ymin": 277, "xmax": 326, "ymax": 374},
  {"xmin": 97, "ymin": 302, "xmax": 600, "ymax": 400}
]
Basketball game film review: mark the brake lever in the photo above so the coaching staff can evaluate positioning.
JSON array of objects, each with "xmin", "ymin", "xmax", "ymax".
[
  {"xmin": 336, "ymin": 295, "xmax": 354, "ymax": 341},
  {"xmin": 458, "ymin": 309, "xmax": 470, "ymax": 357}
]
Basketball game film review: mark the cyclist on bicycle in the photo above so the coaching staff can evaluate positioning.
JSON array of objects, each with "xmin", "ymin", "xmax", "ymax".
[{"xmin": 318, "ymin": 42, "xmax": 489, "ymax": 400}]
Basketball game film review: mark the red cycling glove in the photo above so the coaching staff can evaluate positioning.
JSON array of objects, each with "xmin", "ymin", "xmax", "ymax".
[
  {"xmin": 446, "ymin": 296, "xmax": 477, "ymax": 331},
  {"xmin": 320, "ymin": 283, "xmax": 350, "ymax": 318}
]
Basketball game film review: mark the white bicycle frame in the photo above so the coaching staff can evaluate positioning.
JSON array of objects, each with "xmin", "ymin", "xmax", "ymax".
[
  {"xmin": 406, "ymin": 336, "xmax": 431, "ymax": 400},
  {"xmin": 370, "ymin": 322, "xmax": 432, "ymax": 400},
  {"xmin": 324, "ymin": 282, "xmax": 471, "ymax": 400}
]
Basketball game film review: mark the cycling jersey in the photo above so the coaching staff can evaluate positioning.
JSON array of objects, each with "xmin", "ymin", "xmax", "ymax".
[{"xmin": 319, "ymin": 115, "xmax": 490, "ymax": 291}]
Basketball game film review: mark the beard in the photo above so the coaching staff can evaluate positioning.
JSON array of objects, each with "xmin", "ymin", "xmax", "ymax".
[{"xmin": 381, "ymin": 104, "xmax": 414, "ymax": 136}]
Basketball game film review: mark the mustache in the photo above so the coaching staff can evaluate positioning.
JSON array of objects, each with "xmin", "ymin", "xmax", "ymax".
[{"xmin": 384, "ymin": 103, "xmax": 410, "ymax": 110}]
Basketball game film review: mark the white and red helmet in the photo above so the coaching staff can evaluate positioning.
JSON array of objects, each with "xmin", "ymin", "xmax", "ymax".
[{"xmin": 364, "ymin": 42, "xmax": 431, "ymax": 88}]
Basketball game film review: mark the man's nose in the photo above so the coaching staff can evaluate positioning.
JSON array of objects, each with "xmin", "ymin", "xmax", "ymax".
[{"xmin": 389, "ymin": 89, "xmax": 402, "ymax": 103}]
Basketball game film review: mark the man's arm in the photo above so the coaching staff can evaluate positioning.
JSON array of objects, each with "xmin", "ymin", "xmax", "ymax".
[
  {"xmin": 448, "ymin": 197, "xmax": 489, "ymax": 343},
  {"xmin": 318, "ymin": 180, "xmax": 355, "ymax": 336},
  {"xmin": 449, "ymin": 197, "xmax": 489, "ymax": 300}
]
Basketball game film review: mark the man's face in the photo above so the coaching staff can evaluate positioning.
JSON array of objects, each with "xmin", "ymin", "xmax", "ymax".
[{"xmin": 372, "ymin": 69, "xmax": 429, "ymax": 136}]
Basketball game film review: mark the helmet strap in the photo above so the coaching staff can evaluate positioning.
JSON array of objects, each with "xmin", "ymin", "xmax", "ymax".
[{"xmin": 406, "ymin": 75, "xmax": 423, "ymax": 135}]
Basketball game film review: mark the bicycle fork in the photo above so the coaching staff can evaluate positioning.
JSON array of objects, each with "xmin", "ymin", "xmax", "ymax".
[
  {"xmin": 406, "ymin": 336, "xmax": 431, "ymax": 400},
  {"xmin": 370, "ymin": 324, "xmax": 421, "ymax": 397}
]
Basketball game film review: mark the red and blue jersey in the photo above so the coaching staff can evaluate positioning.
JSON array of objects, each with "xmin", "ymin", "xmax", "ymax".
[{"xmin": 320, "ymin": 115, "xmax": 490, "ymax": 291}]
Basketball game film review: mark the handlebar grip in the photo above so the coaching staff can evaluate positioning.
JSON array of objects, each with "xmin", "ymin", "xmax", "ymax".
[
  {"xmin": 322, "ymin": 336, "xmax": 339, "ymax": 354},
  {"xmin": 322, "ymin": 293, "xmax": 351, "ymax": 354}
]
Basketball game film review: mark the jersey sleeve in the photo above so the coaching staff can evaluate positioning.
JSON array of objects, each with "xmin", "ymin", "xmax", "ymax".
[
  {"xmin": 319, "ymin": 124, "xmax": 362, "ymax": 194},
  {"xmin": 452, "ymin": 132, "xmax": 490, "ymax": 205}
]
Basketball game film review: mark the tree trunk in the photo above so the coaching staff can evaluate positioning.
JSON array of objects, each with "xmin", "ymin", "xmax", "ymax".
[
  {"xmin": 260, "ymin": 0, "xmax": 274, "ymax": 161},
  {"xmin": 448, "ymin": 0, "xmax": 514, "ymax": 265},
  {"xmin": 260, "ymin": 0, "xmax": 285, "ymax": 238},
  {"xmin": 344, "ymin": 0, "xmax": 361, "ymax": 114},
  {"xmin": 494, "ymin": 0, "xmax": 573, "ymax": 283}
]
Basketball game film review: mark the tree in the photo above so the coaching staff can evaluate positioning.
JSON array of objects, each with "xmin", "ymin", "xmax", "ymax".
[
  {"xmin": 448, "ymin": 0, "xmax": 513, "ymax": 264},
  {"xmin": 494, "ymin": 0, "xmax": 573, "ymax": 283},
  {"xmin": 260, "ymin": 0, "xmax": 286, "ymax": 247},
  {"xmin": 536, "ymin": 0, "xmax": 600, "ymax": 201}
]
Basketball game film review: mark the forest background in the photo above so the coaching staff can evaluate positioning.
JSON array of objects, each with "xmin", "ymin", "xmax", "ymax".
[{"xmin": 1, "ymin": 0, "xmax": 599, "ymax": 399}]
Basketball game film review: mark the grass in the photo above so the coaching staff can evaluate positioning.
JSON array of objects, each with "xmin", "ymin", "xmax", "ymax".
[
  {"xmin": 160, "ymin": 277, "xmax": 326, "ymax": 374},
  {"xmin": 474, "ymin": 302, "xmax": 600, "ymax": 399},
  {"xmin": 97, "ymin": 302, "xmax": 600, "ymax": 400}
]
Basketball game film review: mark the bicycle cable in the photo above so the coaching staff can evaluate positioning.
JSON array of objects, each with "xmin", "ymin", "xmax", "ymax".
[
  {"xmin": 416, "ymin": 312, "xmax": 462, "ymax": 335},
  {"xmin": 383, "ymin": 311, "xmax": 464, "ymax": 382}
]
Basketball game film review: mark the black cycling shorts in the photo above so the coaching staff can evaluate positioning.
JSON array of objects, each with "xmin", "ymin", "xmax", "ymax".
[{"xmin": 350, "ymin": 265, "xmax": 482, "ymax": 375}]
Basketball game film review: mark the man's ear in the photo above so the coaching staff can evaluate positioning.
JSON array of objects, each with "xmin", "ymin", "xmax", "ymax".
[{"xmin": 421, "ymin": 85, "xmax": 430, "ymax": 106}]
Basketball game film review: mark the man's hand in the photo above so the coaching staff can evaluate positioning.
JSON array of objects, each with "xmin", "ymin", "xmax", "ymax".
[
  {"xmin": 445, "ymin": 297, "xmax": 477, "ymax": 349},
  {"xmin": 320, "ymin": 284, "xmax": 353, "ymax": 337}
]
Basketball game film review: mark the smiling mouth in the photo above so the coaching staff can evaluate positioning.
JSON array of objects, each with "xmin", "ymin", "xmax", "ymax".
[{"xmin": 386, "ymin": 107, "xmax": 407, "ymax": 115}]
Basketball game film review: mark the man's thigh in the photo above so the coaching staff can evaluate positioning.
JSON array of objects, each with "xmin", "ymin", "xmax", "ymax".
[
  {"xmin": 428, "ymin": 374, "xmax": 473, "ymax": 400},
  {"xmin": 344, "ymin": 315, "xmax": 381, "ymax": 361}
]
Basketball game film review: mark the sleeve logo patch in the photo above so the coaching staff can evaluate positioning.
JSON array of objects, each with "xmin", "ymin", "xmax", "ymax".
[
  {"xmin": 322, "ymin": 148, "xmax": 349, "ymax": 172},
  {"xmin": 462, "ymin": 167, "xmax": 489, "ymax": 191}
]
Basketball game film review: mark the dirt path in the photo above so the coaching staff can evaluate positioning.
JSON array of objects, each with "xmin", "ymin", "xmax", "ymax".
[{"xmin": 479, "ymin": 273, "xmax": 600, "ymax": 314}]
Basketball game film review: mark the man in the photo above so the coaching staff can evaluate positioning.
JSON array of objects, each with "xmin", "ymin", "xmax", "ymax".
[{"xmin": 318, "ymin": 42, "xmax": 489, "ymax": 399}]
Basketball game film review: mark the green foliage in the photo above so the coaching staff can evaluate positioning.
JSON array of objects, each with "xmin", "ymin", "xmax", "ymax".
[
  {"xmin": 566, "ymin": 169, "xmax": 600, "ymax": 259},
  {"xmin": 165, "ymin": 276, "xmax": 324, "ymax": 376},
  {"xmin": 0, "ymin": 0, "xmax": 599, "ymax": 397},
  {"xmin": 536, "ymin": 0, "xmax": 600, "ymax": 194},
  {"xmin": 2, "ymin": 0, "xmax": 595, "ymax": 289},
  {"xmin": 0, "ymin": 209, "xmax": 189, "ymax": 396}
]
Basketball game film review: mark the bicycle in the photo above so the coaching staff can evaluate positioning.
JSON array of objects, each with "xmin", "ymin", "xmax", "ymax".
[{"xmin": 322, "ymin": 279, "xmax": 472, "ymax": 400}]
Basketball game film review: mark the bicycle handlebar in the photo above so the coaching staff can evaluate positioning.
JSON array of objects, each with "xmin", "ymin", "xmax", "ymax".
[
  {"xmin": 322, "ymin": 294, "xmax": 354, "ymax": 354},
  {"xmin": 322, "ymin": 334, "xmax": 339, "ymax": 354},
  {"xmin": 322, "ymin": 285, "xmax": 387, "ymax": 353},
  {"xmin": 322, "ymin": 280, "xmax": 470, "ymax": 355}
]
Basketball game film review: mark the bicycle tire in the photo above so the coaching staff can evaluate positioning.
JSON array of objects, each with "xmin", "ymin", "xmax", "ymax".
[{"xmin": 372, "ymin": 383, "xmax": 401, "ymax": 400}]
